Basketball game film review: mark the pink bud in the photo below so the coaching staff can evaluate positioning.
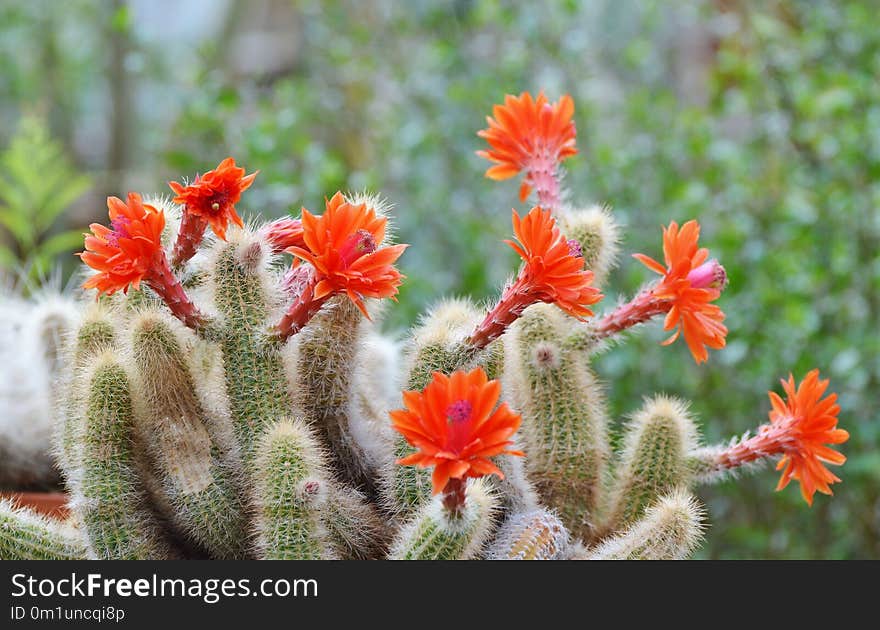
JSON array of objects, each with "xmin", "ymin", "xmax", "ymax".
[{"xmin": 687, "ymin": 259, "xmax": 728, "ymax": 290}]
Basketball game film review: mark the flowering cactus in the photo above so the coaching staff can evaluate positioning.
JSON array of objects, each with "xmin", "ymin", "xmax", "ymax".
[{"xmin": 0, "ymin": 91, "xmax": 849, "ymax": 560}]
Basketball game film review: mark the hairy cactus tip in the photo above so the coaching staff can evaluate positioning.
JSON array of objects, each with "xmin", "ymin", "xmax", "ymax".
[
  {"xmin": 595, "ymin": 219, "xmax": 728, "ymax": 363},
  {"xmin": 706, "ymin": 369, "xmax": 848, "ymax": 505},
  {"xmin": 273, "ymin": 192, "xmax": 407, "ymax": 341},
  {"xmin": 477, "ymin": 90, "xmax": 577, "ymax": 212},
  {"xmin": 390, "ymin": 366, "xmax": 524, "ymax": 515},
  {"xmin": 466, "ymin": 206, "xmax": 603, "ymax": 349}
]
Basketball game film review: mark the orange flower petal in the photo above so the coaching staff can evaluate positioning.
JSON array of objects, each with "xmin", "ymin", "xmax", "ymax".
[
  {"xmin": 390, "ymin": 367, "xmax": 525, "ymax": 496},
  {"xmin": 79, "ymin": 193, "xmax": 165, "ymax": 296},
  {"xmin": 767, "ymin": 370, "xmax": 848, "ymax": 505},
  {"xmin": 292, "ymin": 193, "xmax": 406, "ymax": 312},
  {"xmin": 507, "ymin": 206, "xmax": 603, "ymax": 317},
  {"xmin": 635, "ymin": 220, "xmax": 728, "ymax": 363},
  {"xmin": 477, "ymin": 91, "xmax": 577, "ymax": 183},
  {"xmin": 168, "ymin": 157, "xmax": 256, "ymax": 241}
]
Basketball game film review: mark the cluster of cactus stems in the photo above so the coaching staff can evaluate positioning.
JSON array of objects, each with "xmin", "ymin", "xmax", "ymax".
[{"xmin": 0, "ymin": 91, "xmax": 849, "ymax": 561}]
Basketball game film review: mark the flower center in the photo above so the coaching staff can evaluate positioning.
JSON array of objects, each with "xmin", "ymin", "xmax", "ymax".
[
  {"xmin": 446, "ymin": 399, "xmax": 473, "ymax": 425},
  {"xmin": 338, "ymin": 229, "xmax": 377, "ymax": 267},
  {"xmin": 208, "ymin": 192, "xmax": 228, "ymax": 214},
  {"xmin": 106, "ymin": 216, "xmax": 132, "ymax": 247},
  {"xmin": 566, "ymin": 238, "xmax": 583, "ymax": 259},
  {"xmin": 687, "ymin": 259, "xmax": 728, "ymax": 290}
]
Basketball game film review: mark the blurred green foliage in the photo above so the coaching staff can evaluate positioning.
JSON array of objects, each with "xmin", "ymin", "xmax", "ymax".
[
  {"xmin": 579, "ymin": 1, "xmax": 880, "ymax": 559},
  {"xmin": 0, "ymin": 116, "xmax": 90, "ymax": 280},
  {"xmin": 0, "ymin": 0, "xmax": 876, "ymax": 557}
]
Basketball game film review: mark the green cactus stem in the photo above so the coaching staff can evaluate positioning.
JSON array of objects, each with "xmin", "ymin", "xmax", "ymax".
[
  {"xmin": 602, "ymin": 396, "xmax": 697, "ymax": 533},
  {"xmin": 210, "ymin": 238, "xmax": 292, "ymax": 460},
  {"xmin": 76, "ymin": 355, "xmax": 175, "ymax": 559},
  {"xmin": 130, "ymin": 312, "xmax": 249, "ymax": 558},
  {"xmin": 0, "ymin": 500, "xmax": 87, "ymax": 560},
  {"xmin": 504, "ymin": 303, "xmax": 610, "ymax": 542},
  {"xmin": 581, "ymin": 490, "xmax": 704, "ymax": 560},
  {"xmin": 388, "ymin": 480, "xmax": 497, "ymax": 560},
  {"xmin": 487, "ymin": 508, "xmax": 570, "ymax": 560},
  {"xmin": 253, "ymin": 419, "xmax": 334, "ymax": 560},
  {"xmin": 293, "ymin": 296, "xmax": 375, "ymax": 493}
]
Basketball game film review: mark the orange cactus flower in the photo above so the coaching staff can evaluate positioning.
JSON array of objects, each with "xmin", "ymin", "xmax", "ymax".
[
  {"xmin": 477, "ymin": 91, "xmax": 577, "ymax": 209},
  {"xmin": 169, "ymin": 157, "xmax": 257, "ymax": 241},
  {"xmin": 770, "ymin": 371, "xmax": 848, "ymax": 505},
  {"xmin": 589, "ymin": 219, "xmax": 731, "ymax": 363},
  {"xmin": 285, "ymin": 192, "xmax": 407, "ymax": 319},
  {"xmin": 390, "ymin": 367, "xmax": 524, "ymax": 502},
  {"xmin": 632, "ymin": 220, "xmax": 727, "ymax": 363},
  {"xmin": 80, "ymin": 192, "xmax": 206, "ymax": 329},
  {"xmin": 467, "ymin": 206, "xmax": 602, "ymax": 348},
  {"xmin": 710, "ymin": 370, "xmax": 848, "ymax": 506},
  {"xmin": 80, "ymin": 192, "xmax": 166, "ymax": 295},
  {"xmin": 507, "ymin": 206, "xmax": 601, "ymax": 318},
  {"xmin": 274, "ymin": 192, "xmax": 407, "ymax": 340}
]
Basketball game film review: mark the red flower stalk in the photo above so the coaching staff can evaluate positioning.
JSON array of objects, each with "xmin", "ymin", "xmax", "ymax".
[
  {"xmin": 169, "ymin": 157, "xmax": 257, "ymax": 265},
  {"xmin": 274, "ymin": 192, "xmax": 407, "ymax": 340},
  {"xmin": 477, "ymin": 91, "xmax": 577, "ymax": 212},
  {"xmin": 594, "ymin": 220, "xmax": 727, "ymax": 364},
  {"xmin": 279, "ymin": 261, "xmax": 313, "ymax": 298},
  {"xmin": 709, "ymin": 370, "xmax": 848, "ymax": 506},
  {"xmin": 467, "ymin": 206, "xmax": 602, "ymax": 349},
  {"xmin": 390, "ymin": 367, "xmax": 524, "ymax": 514},
  {"xmin": 80, "ymin": 193, "xmax": 205, "ymax": 329},
  {"xmin": 274, "ymin": 267, "xmax": 324, "ymax": 338}
]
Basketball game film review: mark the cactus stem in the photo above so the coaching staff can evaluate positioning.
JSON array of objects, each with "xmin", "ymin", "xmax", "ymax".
[
  {"xmin": 146, "ymin": 253, "xmax": 207, "ymax": 330},
  {"xmin": 525, "ymin": 155, "xmax": 563, "ymax": 213},
  {"xmin": 441, "ymin": 477, "xmax": 467, "ymax": 515},
  {"xmin": 273, "ymin": 271, "xmax": 329, "ymax": 341},
  {"xmin": 466, "ymin": 280, "xmax": 534, "ymax": 349},
  {"xmin": 171, "ymin": 210, "xmax": 208, "ymax": 267},
  {"xmin": 593, "ymin": 288, "xmax": 668, "ymax": 340}
]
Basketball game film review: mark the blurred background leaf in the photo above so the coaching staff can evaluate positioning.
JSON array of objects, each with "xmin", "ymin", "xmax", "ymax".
[
  {"xmin": 0, "ymin": 115, "xmax": 90, "ymax": 283},
  {"xmin": 0, "ymin": 0, "xmax": 876, "ymax": 557}
]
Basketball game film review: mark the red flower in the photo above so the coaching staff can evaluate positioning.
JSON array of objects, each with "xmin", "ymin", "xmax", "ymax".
[
  {"xmin": 286, "ymin": 192, "xmax": 407, "ymax": 318},
  {"xmin": 80, "ymin": 193, "xmax": 165, "ymax": 295},
  {"xmin": 468, "ymin": 206, "xmax": 602, "ymax": 348},
  {"xmin": 632, "ymin": 220, "xmax": 727, "ymax": 363},
  {"xmin": 710, "ymin": 370, "xmax": 848, "ymax": 506},
  {"xmin": 169, "ymin": 157, "xmax": 257, "ymax": 240},
  {"xmin": 477, "ymin": 91, "xmax": 577, "ymax": 208},
  {"xmin": 391, "ymin": 367, "xmax": 524, "ymax": 496}
]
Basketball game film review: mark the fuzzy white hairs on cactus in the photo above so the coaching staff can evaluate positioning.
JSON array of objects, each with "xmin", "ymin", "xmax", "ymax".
[{"xmin": 0, "ymin": 277, "xmax": 80, "ymax": 488}]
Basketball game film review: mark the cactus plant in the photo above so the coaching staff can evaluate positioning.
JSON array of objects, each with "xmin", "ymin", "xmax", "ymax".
[
  {"xmin": 0, "ymin": 277, "xmax": 79, "ymax": 489},
  {"xmin": 0, "ymin": 91, "xmax": 849, "ymax": 560}
]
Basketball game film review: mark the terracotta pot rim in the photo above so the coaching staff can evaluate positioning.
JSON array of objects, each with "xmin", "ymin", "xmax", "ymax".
[{"xmin": 1, "ymin": 490, "xmax": 70, "ymax": 519}]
